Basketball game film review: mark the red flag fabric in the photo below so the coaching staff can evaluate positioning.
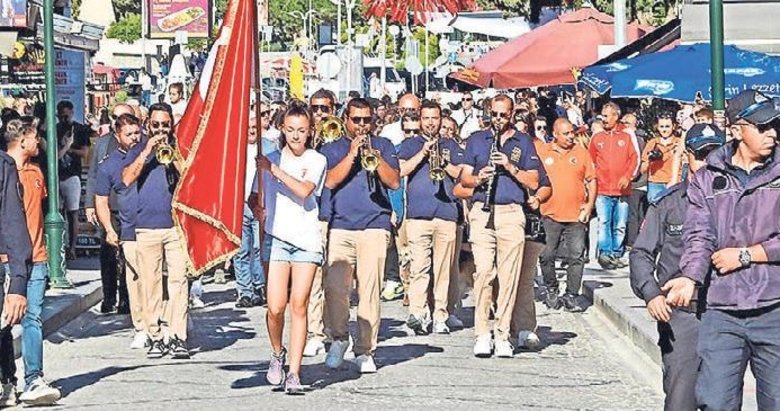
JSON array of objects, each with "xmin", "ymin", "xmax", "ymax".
[
  {"xmin": 172, "ymin": 0, "xmax": 255, "ymax": 275},
  {"xmin": 363, "ymin": 0, "xmax": 474, "ymax": 24}
]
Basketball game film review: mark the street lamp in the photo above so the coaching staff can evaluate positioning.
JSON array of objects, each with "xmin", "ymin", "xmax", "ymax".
[{"xmin": 43, "ymin": 0, "xmax": 71, "ymax": 287}]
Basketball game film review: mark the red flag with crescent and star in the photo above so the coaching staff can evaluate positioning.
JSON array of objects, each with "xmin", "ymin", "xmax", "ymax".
[{"xmin": 172, "ymin": 0, "xmax": 256, "ymax": 275}]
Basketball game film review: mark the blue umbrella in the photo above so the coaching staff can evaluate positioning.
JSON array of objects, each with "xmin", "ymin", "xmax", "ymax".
[{"xmin": 580, "ymin": 43, "xmax": 780, "ymax": 102}]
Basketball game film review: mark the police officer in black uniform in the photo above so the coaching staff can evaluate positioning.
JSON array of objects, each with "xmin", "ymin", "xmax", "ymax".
[{"xmin": 629, "ymin": 123, "xmax": 725, "ymax": 411}]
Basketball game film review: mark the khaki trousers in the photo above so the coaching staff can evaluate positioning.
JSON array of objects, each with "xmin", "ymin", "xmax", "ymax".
[
  {"xmin": 325, "ymin": 228, "xmax": 389, "ymax": 356},
  {"xmin": 469, "ymin": 203, "xmax": 526, "ymax": 341},
  {"xmin": 447, "ymin": 226, "xmax": 464, "ymax": 314},
  {"xmin": 122, "ymin": 241, "xmax": 146, "ymax": 333},
  {"xmin": 406, "ymin": 218, "xmax": 456, "ymax": 322},
  {"xmin": 511, "ymin": 240, "xmax": 544, "ymax": 335},
  {"xmin": 307, "ymin": 220, "xmax": 329, "ymax": 341},
  {"xmin": 136, "ymin": 228, "xmax": 189, "ymax": 341}
]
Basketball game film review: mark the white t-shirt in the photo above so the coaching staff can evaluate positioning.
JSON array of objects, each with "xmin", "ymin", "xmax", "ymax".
[
  {"xmin": 170, "ymin": 99, "xmax": 188, "ymax": 119},
  {"xmin": 452, "ymin": 108, "xmax": 480, "ymax": 140},
  {"xmin": 379, "ymin": 120, "xmax": 405, "ymax": 147},
  {"xmin": 260, "ymin": 147, "xmax": 326, "ymax": 253}
]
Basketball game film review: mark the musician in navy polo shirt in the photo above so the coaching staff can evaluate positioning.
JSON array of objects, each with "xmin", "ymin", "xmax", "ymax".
[
  {"xmin": 398, "ymin": 100, "xmax": 464, "ymax": 336},
  {"xmin": 459, "ymin": 94, "xmax": 548, "ymax": 358},
  {"xmin": 94, "ymin": 113, "xmax": 146, "ymax": 350},
  {"xmin": 320, "ymin": 97, "xmax": 400, "ymax": 374},
  {"xmin": 121, "ymin": 103, "xmax": 190, "ymax": 360}
]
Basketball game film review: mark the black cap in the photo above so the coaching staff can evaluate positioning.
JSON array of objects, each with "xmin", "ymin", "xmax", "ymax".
[
  {"xmin": 685, "ymin": 123, "xmax": 725, "ymax": 153},
  {"xmin": 726, "ymin": 90, "xmax": 780, "ymax": 125}
]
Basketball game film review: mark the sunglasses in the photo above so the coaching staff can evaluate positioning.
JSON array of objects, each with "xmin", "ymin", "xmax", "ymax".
[
  {"xmin": 657, "ymin": 112, "xmax": 675, "ymax": 120},
  {"xmin": 403, "ymin": 128, "xmax": 419, "ymax": 134},
  {"xmin": 350, "ymin": 116, "xmax": 373, "ymax": 125},
  {"xmin": 462, "ymin": 97, "xmax": 473, "ymax": 102},
  {"xmin": 312, "ymin": 105, "xmax": 331, "ymax": 113},
  {"xmin": 151, "ymin": 121, "xmax": 171, "ymax": 128},
  {"xmin": 490, "ymin": 111, "xmax": 510, "ymax": 119},
  {"xmin": 260, "ymin": 110, "xmax": 271, "ymax": 117}
]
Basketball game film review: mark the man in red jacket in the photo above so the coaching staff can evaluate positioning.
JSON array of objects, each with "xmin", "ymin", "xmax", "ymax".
[{"xmin": 589, "ymin": 102, "xmax": 638, "ymax": 269}]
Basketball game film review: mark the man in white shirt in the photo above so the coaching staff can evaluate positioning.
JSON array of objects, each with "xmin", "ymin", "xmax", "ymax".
[
  {"xmin": 380, "ymin": 93, "xmax": 420, "ymax": 147},
  {"xmin": 451, "ymin": 91, "xmax": 480, "ymax": 141}
]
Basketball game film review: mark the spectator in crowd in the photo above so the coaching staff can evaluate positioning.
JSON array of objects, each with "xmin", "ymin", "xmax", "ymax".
[
  {"xmin": 56, "ymin": 100, "xmax": 91, "ymax": 260},
  {"xmin": 1, "ymin": 118, "xmax": 61, "ymax": 406},
  {"xmin": 451, "ymin": 91, "xmax": 481, "ymax": 141},
  {"xmin": 589, "ymin": 102, "xmax": 637, "ymax": 269},
  {"xmin": 641, "ymin": 113, "xmax": 680, "ymax": 202}
]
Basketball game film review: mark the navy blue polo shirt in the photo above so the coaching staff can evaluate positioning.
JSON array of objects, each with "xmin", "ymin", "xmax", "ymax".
[
  {"xmin": 95, "ymin": 148, "xmax": 139, "ymax": 241},
  {"xmin": 398, "ymin": 136, "xmax": 464, "ymax": 222},
  {"xmin": 464, "ymin": 130, "xmax": 549, "ymax": 205},
  {"xmin": 320, "ymin": 135, "xmax": 400, "ymax": 231},
  {"xmin": 123, "ymin": 139, "xmax": 175, "ymax": 229}
]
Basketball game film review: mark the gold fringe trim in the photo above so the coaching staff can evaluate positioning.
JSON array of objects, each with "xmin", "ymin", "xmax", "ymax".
[{"xmin": 171, "ymin": 0, "xmax": 247, "ymax": 277}]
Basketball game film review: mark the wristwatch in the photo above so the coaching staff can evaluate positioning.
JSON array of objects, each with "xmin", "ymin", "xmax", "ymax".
[{"xmin": 739, "ymin": 247, "xmax": 751, "ymax": 268}]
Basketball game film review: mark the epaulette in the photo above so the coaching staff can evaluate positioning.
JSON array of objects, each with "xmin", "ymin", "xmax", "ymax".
[
  {"xmin": 650, "ymin": 183, "xmax": 681, "ymax": 206},
  {"xmin": 97, "ymin": 153, "xmax": 111, "ymax": 165}
]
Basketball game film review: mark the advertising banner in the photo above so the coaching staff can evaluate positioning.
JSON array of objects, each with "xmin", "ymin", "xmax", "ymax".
[
  {"xmin": 54, "ymin": 49, "xmax": 86, "ymax": 122},
  {"xmin": 148, "ymin": 0, "xmax": 212, "ymax": 39},
  {"xmin": 0, "ymin": 0, "xmax": 27, "ymax": 28}
]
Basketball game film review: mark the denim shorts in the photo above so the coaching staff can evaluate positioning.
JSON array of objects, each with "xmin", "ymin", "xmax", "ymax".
[{"xmin": 268, "ymin": 236, "xmax": 323, "ymax": 266}]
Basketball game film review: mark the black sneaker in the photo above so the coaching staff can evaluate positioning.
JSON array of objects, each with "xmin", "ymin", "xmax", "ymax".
[
  {"xmin": 235, "ymin": 295, "xmax": 253, "ymax": 308},
  {"xmin": 147, "ymin": 340, "xmax": 168, "ymax": 359},
  {"xmin": 407, "ymin": 314, "xmax": 430, "ymax": 335},
  {"xmin": 597, "ymin": 254, "xmax": 615, "ymax": 269},
  {"xmin": 544, "ymin": 290, "xmax": 561, "ymax": 310},
  {"xmin": 169, "ymin": 337, "xmax": 190, "ymax": 359},
  {"xmin": 561, "ymin": 293, "xmax": 584, "ymax": 313},
  {"xmin": 100, "ymin": 301, "xmax": 116, "ymax": 314},
  {"xmin": 117, "ymin": 302, "xmax": 130, "ymax": 315},
  {"xmin": 251, "ymin": 285, "xmax": 266, "ymax": 307}
]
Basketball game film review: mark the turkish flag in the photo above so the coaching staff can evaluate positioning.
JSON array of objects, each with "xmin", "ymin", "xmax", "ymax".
[{"xmin": 172, "ymin": 0, "xmax": 256, "ymax": 275}]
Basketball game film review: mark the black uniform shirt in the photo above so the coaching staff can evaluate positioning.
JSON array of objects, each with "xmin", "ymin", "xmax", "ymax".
[
  {"xmin": 629, "ymin": 182, "xmax": 686, "ymax": 303},
  {"xmin": 0, "ymin": 152, "xmax": 32, "ymax": 296}
]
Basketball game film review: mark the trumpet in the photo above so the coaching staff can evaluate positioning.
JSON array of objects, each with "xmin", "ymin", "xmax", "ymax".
[
  {"xmin": 315, "ymin": 116, "xmax": 344, "ymax": 147},
  {"xmin": 155, "ymin": 138, "xmax": 176, "ymax": 165},
  {"xmin": 360, "ymin": 133, "xmax": 380, "ymax": 172},
  {"xmin": 428, "ymin": 137, "xmax": 447, "ymax": 181}
]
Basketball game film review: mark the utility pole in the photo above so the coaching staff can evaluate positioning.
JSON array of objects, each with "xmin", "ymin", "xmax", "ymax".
[
  {"xmin": 613, "ymin": 0, "xmax": 627, "ymax": 48},
  {"xmin": 43, "ymin": 0, "xmax": 71, "ymax": 288},
  {"xmin": 709, "ymin": 0, "xmax": 726, "ymax": 127}
]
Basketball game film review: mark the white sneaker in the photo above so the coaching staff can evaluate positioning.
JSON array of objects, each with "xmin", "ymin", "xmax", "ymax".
[
  {"xmin": 473, "ymin": 334, "xmax": 493, "ymax": 357},
  {"xmin": 302, "ymin": 338, "xmax": 325, "ymax": 357},
  {"xmin": 517, "ymin": 330, "xmax": 541, "ymax": 350},
  {"xmin": 0, "ymin": 382, "xmax": 17, "ymax": 407},
  {"xmin": 446, "ymin": 314, "xmax": 464, "ymax": 330},
  {"xmin": 494, "ymin": 339, "xmax": 514, "ymax": 358},
  {"xmin": 325, "ymin": 340, "xmax": 350, "ymax": 369},
  {"xmin": 354, "ymin": 354, "xmax": 377, "ymax": 374},
  {"xmin": 432, "ymin": 320, "xmax": 450, "ymax": 334},
  {"xmin": 130, "ymin": 331, "xmax": 148, "ymax": 350},
  {"xmin": 18, "ymin": 377, "xmax": 60, "ymax": 406}
]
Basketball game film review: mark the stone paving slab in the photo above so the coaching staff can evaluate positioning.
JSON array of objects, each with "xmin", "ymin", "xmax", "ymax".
[{"xmin": 34, "ymin": 280, "xmax": 662, "ymax": 410}]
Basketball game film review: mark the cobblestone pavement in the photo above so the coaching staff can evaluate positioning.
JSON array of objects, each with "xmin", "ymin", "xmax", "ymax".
[{"xmin": 38, "ymin": 283, "xmax": 662, "ymax": 410}]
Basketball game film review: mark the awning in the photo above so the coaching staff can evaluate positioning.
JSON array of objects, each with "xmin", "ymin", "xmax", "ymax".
[{"xmin": 594, "ymin": 18, "xmax": 681, "ymax": 65}]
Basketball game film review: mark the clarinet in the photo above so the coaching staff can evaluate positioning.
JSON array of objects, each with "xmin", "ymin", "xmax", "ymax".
[{"xmin": 481, "ymin": 129, "xmax": 500, "ymax": 229}]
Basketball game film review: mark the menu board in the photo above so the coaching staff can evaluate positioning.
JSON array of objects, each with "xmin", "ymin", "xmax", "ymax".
[{"xmin": 148, "ymin": 0, "xmax": 212, "ymax": 39}]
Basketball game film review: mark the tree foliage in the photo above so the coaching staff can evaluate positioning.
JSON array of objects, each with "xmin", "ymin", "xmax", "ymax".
[
  {"xmin": 269, "ymin": 0, "xmax": 340, "ymax": 45},
  {"xmin": 112, "ymin": 0, "xmax": 141, "ymax": 21},
  {"xmin": 106, "ymin": 12, "xmax": 142, "ymax": 44}
]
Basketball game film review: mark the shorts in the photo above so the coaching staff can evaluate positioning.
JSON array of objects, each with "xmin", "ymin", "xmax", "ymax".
[
  {"xmin": 268, "ymin": 236, "xmax": 323, "ymax": 266},
  {"xmin": 60, "ymin": 176, "xmax": 81, "ymax": 212}
]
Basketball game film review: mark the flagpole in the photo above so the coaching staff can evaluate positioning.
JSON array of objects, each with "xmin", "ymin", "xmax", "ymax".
[{"xmin": 253, "ymin": 0, "xmax": 265, "ymax": 255}]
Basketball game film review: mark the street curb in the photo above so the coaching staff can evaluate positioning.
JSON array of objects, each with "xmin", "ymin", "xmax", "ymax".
[
  {"xmin": 581, "ymin": 269, "xmax": 662, "ymax": 366},
  {"xmin": 9, "ymin": 269, "xmax": 102, "ymax": 359}
]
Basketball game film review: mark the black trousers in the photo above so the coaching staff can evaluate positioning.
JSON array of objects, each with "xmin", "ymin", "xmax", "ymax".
[
  {"xmin": 657, "ymin": 309, "xmax": 700, "ymax": 411},
  {"xmin": 0, "ymin": 282, "xmax": 13, "ymax": 385},
  {"xmin": 384, "ymin": 227, "xmax": 401, "ymax": 283},
  {"xmin": 539, "ymin": 218, "xmax": 586, "ymax": 295},
  {"xmin": 100, "ymin": 214, "xmax": 128, "ymax": 306},
  {"xmin": 626, "ymin": 188, "xmax": 648, "ymax": 248}
]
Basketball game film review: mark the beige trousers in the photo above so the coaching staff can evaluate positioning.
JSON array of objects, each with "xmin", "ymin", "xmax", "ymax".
[
  {"xmin": 406, "ymin": 218, "xmax": 457, "ymax": 322},
  {"xmin": 307, "ymin": 220, "xmax": 329, "ymax": 341},
  {"xmin": 469, "ymin": 203, "xmax": 526, "ymax": 341},
  {"xmin": 325, "ymin": 228, "xmax": 389, "ymax": 356},
  {"xmin": 447, "ymin": 225, "xmax": 464, "ymax": 314},
  {"xmin": 136, "ymin": 228, "xmax": 189, "ymax": 341},
  {"xmin": 511, "ymin": 240, "xmax": 544, "ymax": 335},
  {"xmin": 122, "ymin": 241, "xmax": 146, "ymax": 333}
]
